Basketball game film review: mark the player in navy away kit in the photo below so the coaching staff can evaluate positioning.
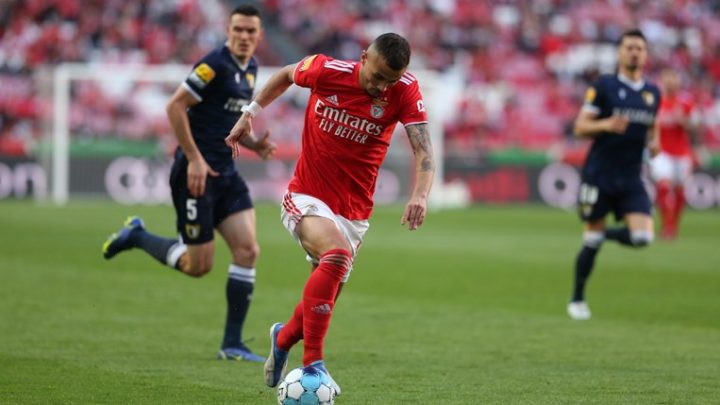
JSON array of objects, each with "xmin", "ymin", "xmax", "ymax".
[
  {"xmin": 568, "ymin": 29, "xmax": 661, "ymax": 320},
  {"xmin": 102, "ymin": 5, "xmax": 276, "ymax": 360}
]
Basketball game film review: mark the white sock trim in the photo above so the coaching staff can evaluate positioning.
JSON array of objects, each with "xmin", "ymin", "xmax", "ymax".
[
  {"xmin": 630, "ymin": 230, "xmax": 654, "ymax": 245},
  {"xmin": 582, "ymin": 231, "xmax": 605, "ymax": 249},
  {"xmin": 166, "ymin": 243, "xmax": 187, "ymax": 268},
  {"xmin": 229, "ymin": 264, "xmax": 256, "ymax": 284}
]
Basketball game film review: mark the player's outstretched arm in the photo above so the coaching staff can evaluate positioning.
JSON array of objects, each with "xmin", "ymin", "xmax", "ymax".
[
  {"xmin": 402, "ymin": 123, "xmax": 435, "ymax": 231},
  {"xmin": 225, "ymin": 63, "xmax": 297, "ymax": 158}
]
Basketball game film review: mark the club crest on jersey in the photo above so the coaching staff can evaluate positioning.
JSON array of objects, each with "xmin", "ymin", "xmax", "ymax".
[
  {"xmin": 642, "ymin": 91, "xmax": 655, "ymax": 106},
  {"xmin": 619, "ymin": 88, "xmax": 627, "ymax": 100},
  {"xmin": 246, "ymin": 73, "xmax": 255, "ymax": 88},
  {"xmin": 370, "ymin": 105, "xmax": 384, "ymax": 118},
  {"xmin": 185, "ymin": 224, "xmax": 201, "ymax": 239}
]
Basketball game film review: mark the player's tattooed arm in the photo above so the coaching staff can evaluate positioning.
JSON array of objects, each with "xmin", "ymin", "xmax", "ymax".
[
  {"xmin": 406, "ymin": 123, "xmax": 435, "ymax": 172},
  {"xmin": 402, "ymin": 123, "xmax": 435, "ymax": 231}
]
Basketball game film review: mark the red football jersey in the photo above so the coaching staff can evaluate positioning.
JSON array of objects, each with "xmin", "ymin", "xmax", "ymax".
[
  {"xmin": 289, "ymin": 54, "xmax": 427, "ymax": 220},
  {"xmin": 658, "ymin": 94, "xmax": 695, "ymax": 156}
]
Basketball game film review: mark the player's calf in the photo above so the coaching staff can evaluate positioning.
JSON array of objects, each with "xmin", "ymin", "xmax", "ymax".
[{"xmin": 605, "ymin": 227, "xmax": 654, "ymax": 248}]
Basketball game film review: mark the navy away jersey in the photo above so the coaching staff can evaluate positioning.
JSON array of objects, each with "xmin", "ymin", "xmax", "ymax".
[
  {"xmin": 179, "ymin": 45, "xmax": 258, "ymax": 172},
  {"xmin": 581, "ymin": 74, "xmax": 661, "ymax": 182}
]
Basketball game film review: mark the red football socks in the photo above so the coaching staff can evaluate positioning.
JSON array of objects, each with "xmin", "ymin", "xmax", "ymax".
[
  {"xmin": 277, "ymin": 301, "xmax": 304, "ymax": 352},
  {"xmin": 656, "ymin": 181, "xmax": 674, "ymax": 235},
  {"xmin": 672, "ymin": 185, "xmax": 685, "ymax": 234},
  {"xmin": 301, "ymin": 249, "xmax": 351, "ymax": 366}
]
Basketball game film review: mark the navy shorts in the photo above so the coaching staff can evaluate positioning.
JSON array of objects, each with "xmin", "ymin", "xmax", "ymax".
[
  {"xmin": 577, "ymin": 176, "xmax": 652, "ymax": 222},
  {"xmin": 170, "ymin": 162, "xmax": 253, "ymax": 245}
]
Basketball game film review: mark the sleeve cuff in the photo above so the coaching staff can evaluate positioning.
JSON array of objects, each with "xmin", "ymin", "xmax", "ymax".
[{"xmin": 182, "ymin": 82, "xmax": 202, "ymax": 102}]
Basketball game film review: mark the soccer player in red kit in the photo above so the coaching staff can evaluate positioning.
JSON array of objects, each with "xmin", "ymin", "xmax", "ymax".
[
  {"xmin": 650, "ymin": 69, "xmax": 699, "ymax": 239},
  {"xmin": 225, "ymin": 33, "xmax": 434, "ymax": 395}
]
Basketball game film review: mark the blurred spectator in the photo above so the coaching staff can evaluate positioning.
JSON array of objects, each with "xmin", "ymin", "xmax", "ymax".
[
  {"xmin": 1, "ymin": 0, "xmax": 720, "ymax": 158},
  {"xmin": 270, "ymin": 0, "xmax": 720, "ymax": 154},
  {"xmin": 0, "ymin": 0, "xmax": 280, "ymax": 156}
]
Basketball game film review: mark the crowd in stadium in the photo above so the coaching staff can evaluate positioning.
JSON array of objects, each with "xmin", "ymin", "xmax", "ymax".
[{"xmin": 1, "ymin": 0, "xmax": 719, "ymax": 157}]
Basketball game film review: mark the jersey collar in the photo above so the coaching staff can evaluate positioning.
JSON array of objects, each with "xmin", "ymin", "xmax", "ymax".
[{"xmin": 617, "ymin": 73, "xmax": 645, "ymax": 91}]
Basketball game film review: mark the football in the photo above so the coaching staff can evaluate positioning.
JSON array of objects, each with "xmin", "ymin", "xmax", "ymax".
[{"xmin": 277, "ymin": 365, "xmax": 336, "ymax": 405}]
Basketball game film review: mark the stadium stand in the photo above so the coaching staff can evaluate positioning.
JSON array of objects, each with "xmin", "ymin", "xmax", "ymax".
[{"xmin": 1, "ymin": 0, "xmax": 719, "ymax": 158}]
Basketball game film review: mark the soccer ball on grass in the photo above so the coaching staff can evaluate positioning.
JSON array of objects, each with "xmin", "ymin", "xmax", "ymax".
[{"xmin": 277, "ymin": 365, "xmax": 336, "ymax": 405}]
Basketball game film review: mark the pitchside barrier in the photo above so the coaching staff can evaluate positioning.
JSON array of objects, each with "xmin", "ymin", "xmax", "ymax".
[{"xmin": 1, "ymin": 63, "xmax": 719, "ymax": 209}]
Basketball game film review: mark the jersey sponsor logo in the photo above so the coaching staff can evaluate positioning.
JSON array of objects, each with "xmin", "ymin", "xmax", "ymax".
[
  {"xmin": 612, "ymin": 107, "xmax": 656, "ymax": 125},
  {"xmin": 225, "ymin": 97, "xmax": 250, "ymax": 113},
  {"xmin": 314, "ymin": 99, "xmax": 385, "ymax": 144},
  {"xmin": 584, "ymin": 87, "xmax": 596, "ymax": 103},
  {"xmin": 642, "ymin": 91, "xmax": 655, "ymax": 106},
  {"xmin": 185, "ymin": 224, "xmax": 201, "ymax": 239},
  {"xmin": 299, "ymin": 54, "xmax": 318, "ymax": 72}
]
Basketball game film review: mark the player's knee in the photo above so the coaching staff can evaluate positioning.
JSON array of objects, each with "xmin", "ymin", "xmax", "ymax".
[
  {"xmin": 323, "ymin": 237, "xmax": 352, "ymax": 255},
  {"xmin": 630, "ymin": 230, "xmax": 654, "ymax": 248},
  {"xmin": 185, "ymin": 259, "xmax": 213, "ymax": 277},
  {"xmin": 231, "ymin": 242, "xmax": 260, "ymax": 266},
  {"xmin": 582, "ymin": 231, "xmax": 605, "ymax": 249}
]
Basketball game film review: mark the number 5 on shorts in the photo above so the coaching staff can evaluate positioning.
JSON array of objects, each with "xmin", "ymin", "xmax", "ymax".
[{"xmin": 187, "ymin": 199, "xmax": 197, "ymax": 220}]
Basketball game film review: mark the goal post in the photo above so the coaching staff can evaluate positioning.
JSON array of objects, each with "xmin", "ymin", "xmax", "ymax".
[{"xmin": 51, "ymin": 63, "xmax": 191, "ymax": 204}]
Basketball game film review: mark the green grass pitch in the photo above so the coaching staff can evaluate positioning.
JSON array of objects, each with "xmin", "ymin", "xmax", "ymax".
[{"xmin": 1, "ymin": 201, "xmax": 718, "ymax": 404}]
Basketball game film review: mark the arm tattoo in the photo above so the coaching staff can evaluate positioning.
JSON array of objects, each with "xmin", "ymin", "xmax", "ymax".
[{"xmin": 406, "ymin": 124, "xmax": 435, "ymax": 172}]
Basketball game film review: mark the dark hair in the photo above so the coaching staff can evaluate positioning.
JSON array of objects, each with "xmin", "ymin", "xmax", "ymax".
[
  {"xmin": 372, "ymin": 33, "xmax": 411, "ymax": 70},
  {"xmin": 231, "ymin": 4, "xmax": 262, "ymax": 20},
  {"xmin": 618, "ymin": 29, "xmax": 646, "ymax": 46}
]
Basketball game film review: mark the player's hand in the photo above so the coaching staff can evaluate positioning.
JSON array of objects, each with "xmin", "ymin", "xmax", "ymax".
[
  {"xmin": 253, "ymin": 130, "xmax": 278, "ymax": 160},
  {"xmin": 187, "ymin": 157, "xmax": 219, "ymax": 197},
  {"xmin": 225, "ymin": 114, "xmax": 253, "ymax": 159},
  {"xmin": 605, "ymin": 115, "xmax": 630, "ymax": 134},
  {"xmin": 401, "ymin": 195, "xmax": 427, "ymax": 231}
]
